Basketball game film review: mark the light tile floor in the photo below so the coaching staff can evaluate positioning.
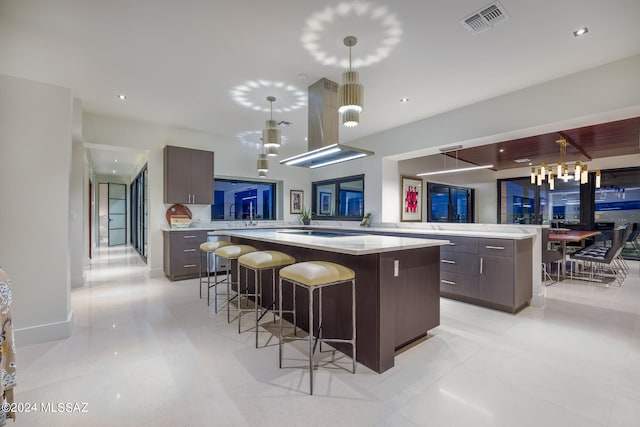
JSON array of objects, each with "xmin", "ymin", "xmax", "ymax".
[{"xmin": 13, "ymin": 246, "xmax": 640, "ymax": 426}]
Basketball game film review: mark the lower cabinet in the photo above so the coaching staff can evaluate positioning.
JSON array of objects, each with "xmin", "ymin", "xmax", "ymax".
[
  {"xmin": 439, "ymin": 236, "xmax": 532, "ymax": 313},
  {"xmin": 163, "ymin": 230, "xmax": 208, "ymax": 280}
]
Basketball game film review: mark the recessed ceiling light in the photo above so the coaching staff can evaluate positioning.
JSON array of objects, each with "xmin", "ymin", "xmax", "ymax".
[
  {"xmin": 114, "ymin": 159, "xmax": 118, "ymax": 162},
  {"xmin": 573, "ymin": 27, "xmax": 588, "ymax": 37},
  {"xmin": 400, "ymin": 98, "xmax": 409, "ymax": 103},
  {"xmin": 118, "ymin": 94, "xmax": 127, "ymax": 100},
  {"xmin": 112, "ymin": 170, "xmax": 116, "ymax": 173}
]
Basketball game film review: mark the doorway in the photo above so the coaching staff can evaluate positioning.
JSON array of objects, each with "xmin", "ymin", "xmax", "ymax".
[{"xmin": 99, "ymin": 183, "xmax": 127, "ymax": 246}]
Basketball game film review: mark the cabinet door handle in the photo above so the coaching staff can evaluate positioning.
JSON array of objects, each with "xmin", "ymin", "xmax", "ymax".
[
  {"xmin": 485, "ymin": 245, "xmax": 505, "ymax": 250},
  {"xmin": 183, "ymin": 249, "xmax": 196, "ymax": 252},
  {"xmin": 183, "ymin": 235, "xmax": 197, "ymax": 239},
  {"xmin": 480, "ymin": 257, "xmax": 484, "ymax": 275},
  {"xmin": 441, "ymin": 280, "xmax": 456, "ymax": 285},
  {"xmin": 192, "ymin": 194, "xmax": 195, "ymax": 204},
  {"xmin": 441, "ymin": 260, "xmax": 456, "ymax": 264},
  {"xmin": 183, "ymin": 264, "xmax": 197, "ymax": 268}
]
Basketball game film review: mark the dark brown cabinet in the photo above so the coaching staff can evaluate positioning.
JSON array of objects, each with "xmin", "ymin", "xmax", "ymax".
[
  {"xmin": 163, "ymin": 145, "xmax": 214, "ymax": 204},
  {"xmin": 162, "ymin": 230, "xmax": 208, "ymax": 280},
  {"xmin": 439, "ymin": 236, "xmax": 532, "ymax": 313}
]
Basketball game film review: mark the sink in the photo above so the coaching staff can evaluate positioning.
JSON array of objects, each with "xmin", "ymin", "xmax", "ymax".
[{"xmin": 277, "ymin": 230, "xmax": 356, "ymax": 238}]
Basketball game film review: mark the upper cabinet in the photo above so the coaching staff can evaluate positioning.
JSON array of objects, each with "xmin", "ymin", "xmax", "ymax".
[{"xmin": 163, "ymin": 145, "xmax": 214, "ymax": 204}]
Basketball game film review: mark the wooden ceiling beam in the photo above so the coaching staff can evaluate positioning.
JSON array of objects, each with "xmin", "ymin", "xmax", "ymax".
[{"xmin": 558, "ymin": 132, "xmax": 592, "ymax": 161}]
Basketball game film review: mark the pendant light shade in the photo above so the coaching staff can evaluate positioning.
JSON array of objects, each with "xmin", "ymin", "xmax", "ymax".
[
  {"xmin": 265, "ymin": 145, "xmax": 278, "ymax": 157},
  {"xmin": 262, "ymin": 96, "xmax": 281, "ymax": 148},
  {"xmin": 342, "ymin": 109, "xmax": 360, "ymax": 128},
  {"xmin": 338, "ymin": 36, "xmax": 363, "ymax": 127},
  {"xmin": 257, "ymin": 153, "xmax": 268, "ymax": 173}
]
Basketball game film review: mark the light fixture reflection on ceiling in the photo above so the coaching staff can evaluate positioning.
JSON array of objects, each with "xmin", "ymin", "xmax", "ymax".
[
  {"xmin": 338, "ymin": 36, "xmax": 363, "ymax": 127},
  {"xmin": 262, "ymin": 96, "xmax": 281, "ymax": 148},
  {"xmin": 301, "ymin": 2, "xmax": 403, "ymax": 68},
  {"xmin": 529, "ymin": 138, "xmax": 600, "ymax": 190},
  {"xmin": 118, "ymin": 94, "xmax": 126, "ymax": 100}
]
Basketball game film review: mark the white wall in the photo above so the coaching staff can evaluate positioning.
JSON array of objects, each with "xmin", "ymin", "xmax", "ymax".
[
  {"xmin": 0, "ymin": 74, "xmax": 73, "ymax": 344},
  {"xmin": 69, "ymin": 139, "xmax": 85, "ymax": 288},
  {"xmin": 398, "ymin": 156, "xmax": 497, "ymax": 223},
  {"xmin": 82, "ymin": 113, "xmax": 310, "ymax": 277}
]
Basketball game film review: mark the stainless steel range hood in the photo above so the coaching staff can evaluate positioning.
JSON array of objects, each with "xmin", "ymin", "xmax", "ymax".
[{"xmin": 280, "ymin": 78, "xmax": 373, "ymax": 168}]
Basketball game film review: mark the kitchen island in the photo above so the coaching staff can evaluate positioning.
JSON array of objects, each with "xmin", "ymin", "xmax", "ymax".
[{"xmin": 214, "ymin": 228, "xmax": 449, "ymax": 373}]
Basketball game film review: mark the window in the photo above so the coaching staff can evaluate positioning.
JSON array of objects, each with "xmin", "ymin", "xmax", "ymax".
[
  {"xmin": 312, "ymin": 175, "xmax": 364, "ymax": 220},
  {"xmin": 211, "ymin": 179, "xmax": 276, "ymax": 221},
  {"xmin": 130, "ymin": 165, "xmax": 148, "ymax": 261},
  {"xmin": 427, "ymin": 183, "xmax": 474, "ymax": 223},
  {"xmin": 498, "ymin": 176, "xmax": 584, "ymax": 225}
]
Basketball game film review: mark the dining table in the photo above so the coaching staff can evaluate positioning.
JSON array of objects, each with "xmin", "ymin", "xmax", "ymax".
[{"xmin": 548, "ymin": 230, "xmax": 601, "ymax": 279}]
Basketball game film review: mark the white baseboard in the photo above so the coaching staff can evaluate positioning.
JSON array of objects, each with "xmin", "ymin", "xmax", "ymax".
[{"xmin": 14, "ymin": 311, "xmax": 74, "ymax": 346}]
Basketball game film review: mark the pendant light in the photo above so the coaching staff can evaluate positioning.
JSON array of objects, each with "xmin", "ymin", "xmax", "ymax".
[
  {"xmin": 257, "ymin": 153, "xmax": 268, "ymax": 177},
  {"xmin": 338, "ymin": 36, "xmax": 363, "ymax": 127},
  {"xmin": 262, "ymin": 96, "xmax": 281, "ymax": 148}
]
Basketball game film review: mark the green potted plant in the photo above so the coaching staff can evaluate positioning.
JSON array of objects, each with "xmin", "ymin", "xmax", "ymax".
[
  {"xmin": 360, "ymin": 212, "xmax": 372, "ymax": 227},
  {"xmin": 300, "ymin": 208, "xmax": 311, "ymax": 225}
]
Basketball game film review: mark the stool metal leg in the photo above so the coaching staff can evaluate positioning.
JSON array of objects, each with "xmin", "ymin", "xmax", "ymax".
[
  {"xmin": 199, "ymin": 250, "xmax": 205, "ymax": 300},
  {"xmin": 352, "ymin": 279, "xmax": 357, "ymax": 374},
  {"xmin": 308, "ymin": 286, "xmax": 314, "ymax": 395},
  {"xmin": 226, "ymin": 259, "xmax": 233, "ymax": 323},
  {"xmin": 255, "ymin": 268, "xmax": 260, "ymax": 347},
  {"xmin": 278, "ymin": 277, "xmax": 284, "ymax": 368}
]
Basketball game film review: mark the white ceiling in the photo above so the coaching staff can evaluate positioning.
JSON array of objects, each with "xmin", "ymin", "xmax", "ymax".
[{"xmin": 2, "ymin": 0, "xmax": 639, "ymax": 175}]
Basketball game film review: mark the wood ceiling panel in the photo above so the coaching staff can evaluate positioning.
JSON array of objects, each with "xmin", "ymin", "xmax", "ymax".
[{"xmin": 447, "ymin": 117, "xmax": 640, "ymax": 170}]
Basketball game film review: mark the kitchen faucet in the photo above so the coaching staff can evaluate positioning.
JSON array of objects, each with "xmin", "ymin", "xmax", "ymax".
[{"xmin": 247, "ymin": 201, "xmax": 256, "ymax": 226}]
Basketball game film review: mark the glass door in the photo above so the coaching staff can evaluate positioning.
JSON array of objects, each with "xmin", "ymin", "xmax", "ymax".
[{"xmin": 108, "ymin": 183, "xmax": 126, "ymax": 246}]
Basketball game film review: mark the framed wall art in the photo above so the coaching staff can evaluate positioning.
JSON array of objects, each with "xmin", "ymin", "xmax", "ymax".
[
  {"xmin": 290, "ymin": 190, "xmax": 303, "ymax": 214},
  {"xmin": 401, "ymin": 176, "xmax": 423, "ymax": 222}
]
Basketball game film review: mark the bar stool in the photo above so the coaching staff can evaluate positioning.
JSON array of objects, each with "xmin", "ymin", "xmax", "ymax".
[
  {"xmin": 278, "ymin": 261, "xmax": 356, "ymax": 395},
  {"xmin": 199, "ymin": 240, "xmax": 232, "ymax": 311},
  {"xmin": 237, "ymin": 251, "xmax": 296, "ymax": 347},
  {"xmin": 214, "ymin": 244, "xmax": 256, "ymax": 322}
]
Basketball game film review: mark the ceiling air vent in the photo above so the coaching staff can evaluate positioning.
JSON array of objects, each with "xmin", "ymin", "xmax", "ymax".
[{"xmin": 461, "ymin": 1, "xmax": 510, "ymax": 35}]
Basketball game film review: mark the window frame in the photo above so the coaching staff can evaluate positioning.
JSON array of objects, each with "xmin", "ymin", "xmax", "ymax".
[{"xmin": 311, "ymin": 174, "xmax": 365, "ymax": 220}]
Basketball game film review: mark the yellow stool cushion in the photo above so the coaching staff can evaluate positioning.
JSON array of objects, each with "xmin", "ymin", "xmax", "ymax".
[
  {"xmin": 200, "ymin": 240, "xmax": 232, "ymax": 252},
  {"xmin": 214, "ymin": 245, "xmax": 256, "ymax": 260},
  {"xmin": 238, "ymin": 251, "xmax": 295, "ymax": 269},
  {"xmin": 279, "ymin": 261, "xmax": 355, "ymax": 287}
]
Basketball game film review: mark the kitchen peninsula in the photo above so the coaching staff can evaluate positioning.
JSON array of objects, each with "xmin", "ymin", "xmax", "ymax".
[{"xmin": 214, "ymin": 228, "xmax": 449, "ymax": 373}]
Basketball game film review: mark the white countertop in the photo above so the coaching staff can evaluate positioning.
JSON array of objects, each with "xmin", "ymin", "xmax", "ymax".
[
  {"xmin": 212, "ymin": 228, "xmax": 449, "ymax": 256},
  {"xmin": 164, "ymin": 221, "xmax": 537, "ymax": 240}
]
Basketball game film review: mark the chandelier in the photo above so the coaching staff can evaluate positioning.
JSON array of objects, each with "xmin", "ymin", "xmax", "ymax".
[{"xmin": 530, "ymin": 138, "xmax": 600, "ymax": 190}]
